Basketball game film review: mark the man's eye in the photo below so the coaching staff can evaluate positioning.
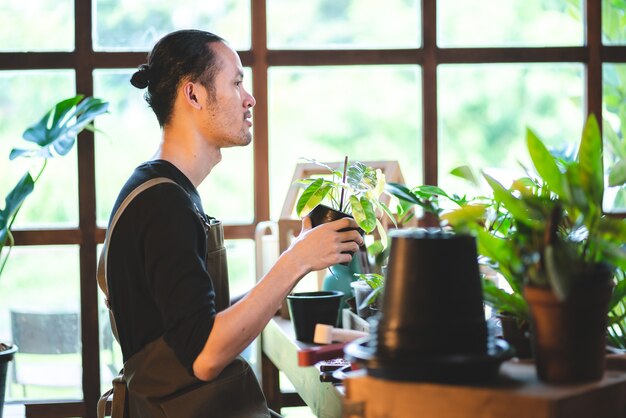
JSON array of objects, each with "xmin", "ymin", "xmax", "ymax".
[{"xmin": 235, "ymin": 81, "xmax": 242, "ymax": 87}]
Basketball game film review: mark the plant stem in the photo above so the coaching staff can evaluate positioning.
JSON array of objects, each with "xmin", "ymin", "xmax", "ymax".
[
  {"xmin": 339, "ymin": 155, "xmax": 348, "ymax": 212},
  {"xmin": 0, "ymin": 231, "xmax": 15, "ymax": 276}
]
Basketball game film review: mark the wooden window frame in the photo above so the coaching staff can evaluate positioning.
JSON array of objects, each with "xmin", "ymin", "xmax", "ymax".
[{"xmin": 0, "ymin": 1, "xmax": 624, "ymax": 416}]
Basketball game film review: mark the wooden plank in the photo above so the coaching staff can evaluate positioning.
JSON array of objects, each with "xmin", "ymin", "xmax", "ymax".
[
  {"xmin": 344, "ymin": 362, "xmax": 626, "ymax": 418},
  {"xmin": 251, "ymin": 0, "xmax": 271, "ymax": 224},
  {"xmin": 268, "ymin": 50, "xmax": 421, "ymax": 66},
  {"xmin": 438, "ymin": 47, "xmax": 586, "ymax": 64},
  {"xmin": 585, "ymin": 0, "xmax": 602, "ymax": 122},
  {"xmin": 262, "ymin": 317, "xmax": 343, "ymax": 418},
  {"xmin": 24, "ymin": 401, "xmax": 85, "ymax": 417},
  {"xmin": 422, "ymin": 0, "xmax": 438, "ymax": 188}
]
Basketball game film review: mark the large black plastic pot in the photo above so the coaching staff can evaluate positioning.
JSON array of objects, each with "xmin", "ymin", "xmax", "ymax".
[
  {"xmin": 0, "ymin": 344, "xmax": 17, "ymax": 418},
  {"xmin": 378, "ymin": 229, "xmax": 488, "ymax": 359},
  {"xmin": 344, "ymin": 229, "xmax": 513, "ymax": 383}
]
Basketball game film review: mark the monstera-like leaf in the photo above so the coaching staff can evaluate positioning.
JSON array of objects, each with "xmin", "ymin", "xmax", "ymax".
[{"xmin": 0, "ymin": 95, "xmax": 108, "ymax": 278}]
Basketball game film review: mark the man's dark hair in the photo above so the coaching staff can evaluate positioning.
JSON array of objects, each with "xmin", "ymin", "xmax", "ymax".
[{"xmin": 130, "ymin": 29, "xmax": 225, "ymax": 127}]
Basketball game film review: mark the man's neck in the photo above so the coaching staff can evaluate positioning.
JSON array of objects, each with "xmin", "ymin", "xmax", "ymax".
[{"xmin": 153, "ymin": 127, "xmax": 222, "ymax": 188}]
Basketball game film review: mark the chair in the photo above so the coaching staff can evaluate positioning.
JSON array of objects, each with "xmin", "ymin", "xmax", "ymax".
[{"xmin": 10, "ymin": 310, "xmax": 82, "ymax": 397}]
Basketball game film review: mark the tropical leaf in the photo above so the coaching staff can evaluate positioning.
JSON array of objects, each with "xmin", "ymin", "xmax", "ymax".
[
  {"xmin": 375, "ymin": 200, "xmax": 397, "ymax": 228},
  {"xmin": 609, "ymin": 157, "xmax": 626, "ymax": 187},
  {"xmin": 0, "ymin": 173, "xmax": 35, "ymax": 276},
  {"xmin": 0, "ymin": 173, "xmax": 35, "ymax": 232},
  {"xmin": 482, "ymin": 277, "xmax": 529, "ymax": 319},
  {"xmin": 386, "ymin": 182, "xmax": 420, "ymax": 205},
  {"xmin": 526, "ymin": 128, "xmax": 571, "ymax": 202},
  {"xmin": 441, "ymin": 204, "xmax": 488, "ymax": 228},
  {"xmin": 295, "ymin": 178, "xmax": 332, "ymax": 217},
  {"xmin": 450, "ymin": 165, "xmax": 480, "ymax": 186},
  {"xmin": 577, "ymin": 114, "xmax": 604, "ymax": 208},
  {"xmin": 13, "ymin": 96, "xmax": 109, "ymax": 160},
  {"xmin": 483, "ymin": 173, "xmax": 543, "ymax": 229},
  {"xmin": 351, "ymin": 196, "xmax": 376, "ymax": 233}
]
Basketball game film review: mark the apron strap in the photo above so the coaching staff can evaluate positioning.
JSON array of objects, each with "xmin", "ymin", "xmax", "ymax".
[
  {"xmin": 97, "ymin": 372, "xmax": 128, "ymax": 418},
  {"xmin": 97, "ymin": 176, "xmax": 179, "ymax": 342},
  {"xmin": 97, "ymin": 177, "xmax": 179, "ymax": 417}
]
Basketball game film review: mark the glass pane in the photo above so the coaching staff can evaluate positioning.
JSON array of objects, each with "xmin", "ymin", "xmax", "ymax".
[
  {"xmin": 603, "ymin": 64, "xmax": 626, "ymax": 211},
  {"xmin": 94, "ymin": 69, "xmax": 254, "ymax": 225},
  {"xmin": 94, "ymin": 69, "xmax": 161, "ymax": 225},
  {"xmin": 94, "ymin": 0, "xmax": 250, "ymax": 51},
  {"xmin": 268, "ymin": 0, "xmax": 420, "ymax": 49},
  {"xmin": 0, "ymin": 71, "xmax": 78, "ymax": 228},
  {"xmin": 0, "ymin": 1, "xmax": 73, "ymax": 51},
  {"xmin": 438, "ymin": 0, "xmax": 583, "ymax": 47},
  {"xmin": 268, "ymin": 66, "xmax": 422, "ymax": 219},
  {"xmin": 438, "ymin": 64, "xmax": 584, "ymax": 195},
  {"xmin": 603, "ymin": 0, "xmax": 626, "ymax": 44},
  {"xmin": 0, "ymin": 246, "xmax": 82, "ymax": 401},
  {"xmin": 226, "ymin": 239, "xmax": 256, "ymax": 296}
]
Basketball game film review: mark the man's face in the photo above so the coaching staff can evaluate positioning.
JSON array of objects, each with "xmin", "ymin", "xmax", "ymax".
[{"xmin": 202, "ymin": 41, "xmax": 256, "ymax": 148}]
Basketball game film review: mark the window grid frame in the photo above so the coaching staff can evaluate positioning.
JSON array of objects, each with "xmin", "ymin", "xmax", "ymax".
[{"xmin": 0, "ymin": 0, "xmax": 624, "ymax": 416}]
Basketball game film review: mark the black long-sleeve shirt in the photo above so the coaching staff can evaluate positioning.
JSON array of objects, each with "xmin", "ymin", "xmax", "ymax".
[{"xmin": 106, "ymin": 160, "xmax": 216, "ymax": 374}]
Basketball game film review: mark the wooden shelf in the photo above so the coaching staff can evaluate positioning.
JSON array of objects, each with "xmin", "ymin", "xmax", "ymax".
[{"xmin": 344, "ymin": 361, "xmax": 626, "ymax": 418}]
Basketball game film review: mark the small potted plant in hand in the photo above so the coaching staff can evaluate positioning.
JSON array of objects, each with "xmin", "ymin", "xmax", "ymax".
[{"xmin": 295, "ymin": 157, "xmax": 396, "ymax": 245}]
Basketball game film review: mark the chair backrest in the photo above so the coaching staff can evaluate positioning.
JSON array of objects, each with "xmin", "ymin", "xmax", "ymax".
[{"xmin": 10, "ymin": 310, "xmax": 81, "ymax": 355}]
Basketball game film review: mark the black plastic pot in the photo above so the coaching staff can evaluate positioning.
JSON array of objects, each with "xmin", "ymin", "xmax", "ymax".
[
  {"xmin": 287, "ymin": 291, "xmax": 343, "ymax": 342},
  {"xmin": 0, "ymin": 344, "xmax": 17, "ymax": 418},
  {"xmin": 498, "ymin": 314, "xmax": 532, "ymax": 359},
  {"xmin": 344, "ymin": 229, "xmax": 513, "ymax": 383},
  {"xmin": 378, "ymin": 229, "xmax": 487, "ymax": 359},
  {"xmin": 309, "ymin": 204, "xmax": 364, "ymax": 266}
]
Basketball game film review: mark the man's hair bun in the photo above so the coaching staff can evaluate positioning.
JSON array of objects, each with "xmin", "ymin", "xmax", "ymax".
[{"xmin": 130, "ymin": 64, "xmax": 151, "ymax": 89}]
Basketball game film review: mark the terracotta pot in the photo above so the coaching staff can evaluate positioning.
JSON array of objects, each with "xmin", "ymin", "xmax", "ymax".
[
  {"xmin": 524, "ymin": 279, "xmax": 613, "ymax": 383},
  {"xmin": 498, "ymin": 314, "xmax": 532, "ymax": 359}
]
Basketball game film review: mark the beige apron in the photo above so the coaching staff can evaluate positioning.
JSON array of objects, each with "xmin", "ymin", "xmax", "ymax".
[{"xmin": 97, "ymin": 177, "xmax": 269, "ymax": 418}]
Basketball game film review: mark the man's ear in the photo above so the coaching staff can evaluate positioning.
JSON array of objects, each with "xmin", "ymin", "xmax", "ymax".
[{"xmin": 182, "ymin": 81, "xmax": 203, "ymax": 109}]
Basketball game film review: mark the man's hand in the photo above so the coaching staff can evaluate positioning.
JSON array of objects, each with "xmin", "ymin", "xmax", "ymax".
[{"xmin": 286, "ymin": 216, "xmax": 363, "ymax": 274}]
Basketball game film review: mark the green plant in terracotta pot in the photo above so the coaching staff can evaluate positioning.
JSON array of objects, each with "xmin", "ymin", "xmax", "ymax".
[
  {"xmin": 445, "ymin": 114, "xmax": 626, "ymax": 383},
  {"xmin": 0, "ymin": 95, "xmax": 108, "ymax": 413}
]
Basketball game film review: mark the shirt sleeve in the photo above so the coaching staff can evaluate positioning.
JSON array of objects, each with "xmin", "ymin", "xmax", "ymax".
[{"xmin": 140, "ymin": 184, "xmax": 216, "ymax": 374}]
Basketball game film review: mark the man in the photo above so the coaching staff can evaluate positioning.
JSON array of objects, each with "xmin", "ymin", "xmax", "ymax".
[{"xmin": 99, "ymin": 30, "xmax": 362, "ymax": 418}]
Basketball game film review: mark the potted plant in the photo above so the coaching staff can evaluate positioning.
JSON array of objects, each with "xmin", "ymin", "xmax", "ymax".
[
  {"xmin": 0, "ymin": 95, "xmax": 108, "ymax": 412},
  {"xmin": 294, "ymin": 157, "xmax": 396, "ymax": 244},
  {"xmin": 444, "ymin": 114, "xmax": 626, "ymax": 383},
  {"xmin": 352, "ymin": 272, "xmax": 385, "ymax": 319}
]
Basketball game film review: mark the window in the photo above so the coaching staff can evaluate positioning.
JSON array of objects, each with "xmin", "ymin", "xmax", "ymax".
[{"xmin": 0, "ymin": 1, "xmax": 624, "ymax": 416}]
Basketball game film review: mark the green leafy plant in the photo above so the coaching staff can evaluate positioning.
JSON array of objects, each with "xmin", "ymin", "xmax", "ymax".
[
  {"xmin": 353, "ymin": 272, "xmax": 384, "ymax": 309},
  {"xmin": 447, "ymin": 114, "xmax": 626, "ymax": 303},
  {"xmin": 295, "ymin": 158, "xmax": 396, "ymax": 241},
  {"xmin": 0, "ymin": 95, "xmax": 109, "ymax": 278}
]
